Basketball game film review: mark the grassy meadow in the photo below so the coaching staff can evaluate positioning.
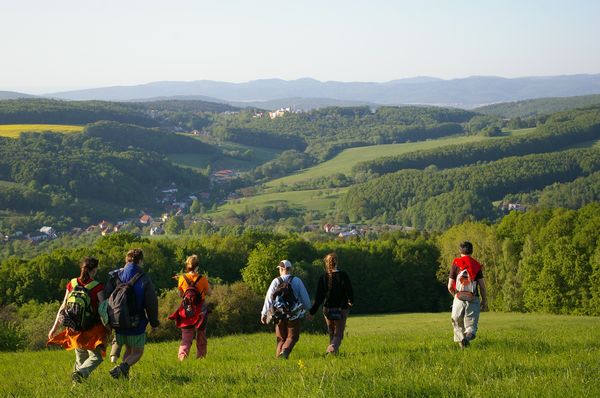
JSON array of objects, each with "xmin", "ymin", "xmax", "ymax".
[
  {"xmin": 0, "ymin": 312, "xmax": 598, "ymax": 397},
  {"xmin": 0, "ymin": 124, "xmax": 84, "ymax": 138},
  {"xmin": 211, "ymin": 188, "xmax": 347, "ymax": 216}
]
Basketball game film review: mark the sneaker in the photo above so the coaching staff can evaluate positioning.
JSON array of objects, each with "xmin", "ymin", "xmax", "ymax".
[{"xmin": 71, "ymin": 371, "xmax": 83, "ymax": 384}]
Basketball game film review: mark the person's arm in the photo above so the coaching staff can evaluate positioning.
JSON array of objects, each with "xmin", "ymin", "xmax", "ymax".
[
  {"xmin": 448, "ymin": 279, "xmax": 456, "ymax": 296},
  {"xmin": 448, "ymin": 263, "xmax": 458, "ymax": 296},
  {"xmin": 144, "ymin": 279, "xmax": 160, "ymax": 328},
  {"xmin": 309, "ymin": 276, "xmax": 326, "ymax": 315},
  {"xmin": 295, "ymin": 279, "xmax": 312, "ymax": 313},
  {"xmin": 478, "ymin": 278, "xmax": 488, "ymax": 311},
  {"xmin": 260, "ymin": 279, "xmax": 277, "ymax": 323},
  {"xmin": 48, "ymin": 289, "xmax": 69, "ymax": 340},
  {"xmin": 344, "ymin": 272, "xmax": 354, "ymax": 307}
]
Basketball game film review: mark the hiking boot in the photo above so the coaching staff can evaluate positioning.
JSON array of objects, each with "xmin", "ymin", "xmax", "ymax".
[
  {"xmin": 278, "ymin": 349, "xmax": 290, "ymax": 359},
  {"xmin": 109, "ymin": 365, "xmax": 122, "ymax": 379},
  {"xmin": 71, "ymin": 371, "xmax": 83, "ymax": 384},
  {"xmin": 119, "ymin": 362, "xmax": 130, "ymax": 379},
  {"xmin": 459, "ymin": 337, "xmax": 470, "ymax": 349}
]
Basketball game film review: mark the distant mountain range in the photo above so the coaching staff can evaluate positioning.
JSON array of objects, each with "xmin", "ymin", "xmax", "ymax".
[
  {"xmin": 3, "ymin": 74, "xmax": 600, "ymax": 109},
  {"xmin": 0, "ymin": 91, "xmax": 37, "ymax": 100}
]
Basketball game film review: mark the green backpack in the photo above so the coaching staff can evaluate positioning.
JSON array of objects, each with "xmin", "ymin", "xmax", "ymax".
[{"xmin": 60, "ymin": 278, "xmax": 100, "ymax": 331}]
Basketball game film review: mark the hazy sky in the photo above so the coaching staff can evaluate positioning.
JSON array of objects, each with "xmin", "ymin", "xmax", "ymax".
[{"xmin": 1, "ymin": 0, "xmax": 599, "ymax": 93}]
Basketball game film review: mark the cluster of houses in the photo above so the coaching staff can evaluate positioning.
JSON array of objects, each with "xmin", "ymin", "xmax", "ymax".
[
  {"xmin": 211, "ymin": 169, "xmax": 240, "ymax": 182},
  {"xmin": 499, "ymin": 202, "xmax": 527, "ymax": 212}
]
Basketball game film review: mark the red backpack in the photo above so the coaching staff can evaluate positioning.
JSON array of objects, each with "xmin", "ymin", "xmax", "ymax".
[
  {"xmin": 168, "ymin": 274, "xmax": 205, "ymax": 328},
  {"xmin": 453, "ymin": 256, "xmax": 481, "ymax": 301}
]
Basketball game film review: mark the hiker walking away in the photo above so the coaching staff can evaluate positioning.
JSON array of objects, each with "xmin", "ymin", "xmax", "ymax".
[
  {"xmin": 448, "ymin": 241, "xmax": 488, "ymax": 348},
  {"xmin": 48, "ymin": 257, "xmax": 108, "ymax": 383},
  {"xmin": 260, "ymin": 260, "xmax": 312, "ymax": 359},
  {"xmin": 309, "ymin": 252, "xmax": 354, "ymax": 355},
  {"xmin": 104, "ymin": 248, "xmax": 160, "ymax": 379},
  {"xmin": 168, "ymin": 254, "xmax": 212, "ymax": 360}
]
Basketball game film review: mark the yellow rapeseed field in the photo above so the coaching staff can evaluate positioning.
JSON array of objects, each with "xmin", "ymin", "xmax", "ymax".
[{"xmin": 0, "ymin": 124, "xmax": 83, "ymax": 138}]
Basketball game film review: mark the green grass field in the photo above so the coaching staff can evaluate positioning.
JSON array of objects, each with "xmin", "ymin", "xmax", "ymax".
[
  {"xmin": 0, "ymin": 124, "xmax": 84, "ymax": 138},
  {"xmin": 265, "ymin": 128, "xmax": 535, "ymax": 189},
  {"xmin": 1, "ymin": 312, "xmax": 598, "ymax": 397},
  {"xmin": 212, "ymin": 188, "xmax": 347, "ymax": 215}
]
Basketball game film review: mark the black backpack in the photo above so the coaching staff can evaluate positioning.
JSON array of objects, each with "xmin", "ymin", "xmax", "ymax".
[
  {"xmin": 107, "ymin": 271, "xmax": 144, "ymax": 329},
  {"xmin": 270, "ymin": 276, "xmax": 304, "ymax": 321}
]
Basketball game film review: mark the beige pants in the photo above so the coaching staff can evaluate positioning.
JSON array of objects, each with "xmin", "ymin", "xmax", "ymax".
[{"xmin": 451, "ymin": 296, "xmax": 480, "ymax": 342}]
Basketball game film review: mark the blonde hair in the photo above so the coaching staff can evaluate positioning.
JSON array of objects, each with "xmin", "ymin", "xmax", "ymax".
[
  {"xmin": 324, "ymin": 252, "xmax": 338, "ymax": 291},
  {"xmin": 185, "ymin": 255, "xmax": 199, "ymax": 272}
]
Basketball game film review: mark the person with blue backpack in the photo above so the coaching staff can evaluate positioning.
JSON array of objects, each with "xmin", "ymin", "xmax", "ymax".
[
  {"xmin": 103, "ymin": 248, "xmax": 160, "ymax": 379},
  {"xmin": 260, "ymin": 260, "xmax": 312, "ymax": 359},
  {"xmin": 47, "ymin": 257, "xmax": 108, "ymax": 383}
]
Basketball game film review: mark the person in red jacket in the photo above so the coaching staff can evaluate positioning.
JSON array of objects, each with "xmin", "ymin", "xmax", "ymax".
[{"xmin": 447, "ymin": 241, "xmax": 488, "ymax": 348}]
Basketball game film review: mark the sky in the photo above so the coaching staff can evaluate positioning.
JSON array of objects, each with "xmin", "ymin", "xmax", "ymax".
[{"xmin": 1, "ymin": 0, "xmax": 599, "ymax": 94}]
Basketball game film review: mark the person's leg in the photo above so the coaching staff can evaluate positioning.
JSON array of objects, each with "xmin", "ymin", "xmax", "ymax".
[
  {"xmin": 275, "ymin": 320, "xmax": 288, "ymax": 358},
  {"xmin": 451, "ymin": 297, "xmax": 467, "ymax": 343},
  {"xmin": 280, "ymin": 319, "xmax": 301, "ymax": 358},
  {"xmin": 77, "ymin": 347, "xmax": 103, "ymax": 378},
  {"xmin": 324, "ymin": 310, "xmax": 336, "ymax": 353},
  {"xmin": 196, "ymin": 327, "xmax": 207, "ymax": 358},
  {"xmin": 329, "ymin": 310, "xmax": 349, "ymax": 353},
  {"xmin": 110, "ymin": 335, "xmax": 121, "ymax": 363},
  {"xmin": 464, "ymin": 298, "xmax": 481, "ymax": 341},
  {"xmin": 179, "ymin": 328, "xmax": 194, "ymax": 360}
]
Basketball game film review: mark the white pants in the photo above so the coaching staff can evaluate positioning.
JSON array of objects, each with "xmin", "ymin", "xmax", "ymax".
[{"xmin": 451, "ymin": 296, "xmax": 480, "ymax": 342}]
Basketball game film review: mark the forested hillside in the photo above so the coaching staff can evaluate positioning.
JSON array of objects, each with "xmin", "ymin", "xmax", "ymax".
[
  {"xmin": 0, "ymin": 126, "xmax": 210, "ymax": 233},
  {"xmin": 475, "ymin": 94, "xmax": 600, "ymax": 118},
  {"xmin": 211, "ymin": 106, "xmax": 474, "ymax": 160},
  {"xmin": 340, "ymin": 147, "xmax": 600, "ymax": 229},
  {"xmin": 353, "ymin": 106, "xmax": 600, "ymax": 176}
]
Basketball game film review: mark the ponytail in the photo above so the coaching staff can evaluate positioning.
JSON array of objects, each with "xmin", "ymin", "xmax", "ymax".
[{"xmin": 324, "ymin": 253, "xmax": 338, "ymax": 292}]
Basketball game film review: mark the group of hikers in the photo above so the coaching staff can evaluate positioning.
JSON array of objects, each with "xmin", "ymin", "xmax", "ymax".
[{"xmin": 46, "ymin": 241, "xmax": 486, "ymax": 383}]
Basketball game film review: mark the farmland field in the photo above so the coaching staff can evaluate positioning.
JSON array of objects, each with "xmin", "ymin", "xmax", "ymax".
[
  {"xmin": 0, "ymin": 124, "xmax": 84, "ymax": 138},
  {"xmin": 0, "ymin": 312, "xmax": 598, "ymax": 397}
]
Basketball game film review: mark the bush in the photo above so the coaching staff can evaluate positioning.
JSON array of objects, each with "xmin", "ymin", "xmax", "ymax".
[
  {"xmin": 17, "ymin": 301, "xmax": 60, "ymax": 350},
  {"xmin": 0, "ymin": 305, "xmax": 24, "ymax": 351},
  {"xmin": 206, "ymin": 282, "xmax": 264, "ymax": 336}
]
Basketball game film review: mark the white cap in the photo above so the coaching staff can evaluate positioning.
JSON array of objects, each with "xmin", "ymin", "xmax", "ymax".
[{"xmin": 278, "ymin": 259, "xmax": 293, "ymax": 269}]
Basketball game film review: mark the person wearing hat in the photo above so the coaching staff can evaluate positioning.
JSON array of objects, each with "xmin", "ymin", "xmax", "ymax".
[{"xmin": 260, "ymin": 260, "xmax": 312, "ymax": 359}]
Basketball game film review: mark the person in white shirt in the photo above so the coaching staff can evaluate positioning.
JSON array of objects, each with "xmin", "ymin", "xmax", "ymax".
[{"xmin": 260, "ymin": 260, "xmax": 312, "ymax": 359}]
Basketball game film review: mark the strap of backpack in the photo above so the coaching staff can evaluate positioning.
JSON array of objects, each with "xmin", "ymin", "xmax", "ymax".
[
  {"xmin": 127, "ymin": 271, "xmax": 144, "ymax": 287},
  {"xmin": 182, "ymin": 274, "xmax": 193, "ymax": 286},
  {"xmin": 84, "ymin": 280, "xmax": 100, "ymax": 290}
]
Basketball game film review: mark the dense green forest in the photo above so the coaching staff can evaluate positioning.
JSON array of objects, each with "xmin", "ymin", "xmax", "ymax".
[
  {"xmin": 0, "ymin": 124, "xmax": 210, "ymax": 233},
  {"xmin": 0, "ymin": 99, "xmax": 158, "ymax": 126},
  {"xmin": 0, "ymin": 98, "xmax": 239, "ymax": 128},
  {"xmin": 340, "ymin": 147, "xmax": 600, "ymax": 229},
  {"xmin": 475, "ymin": 94, "xmax": 600, "ymax": 118},
  {"xmin": 353, "ymin": 106, "xmax": 600, "ymax": 176},
  {"xmin": 211, "ymin": 106, "xmax": 474, "ymax": 160}
]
